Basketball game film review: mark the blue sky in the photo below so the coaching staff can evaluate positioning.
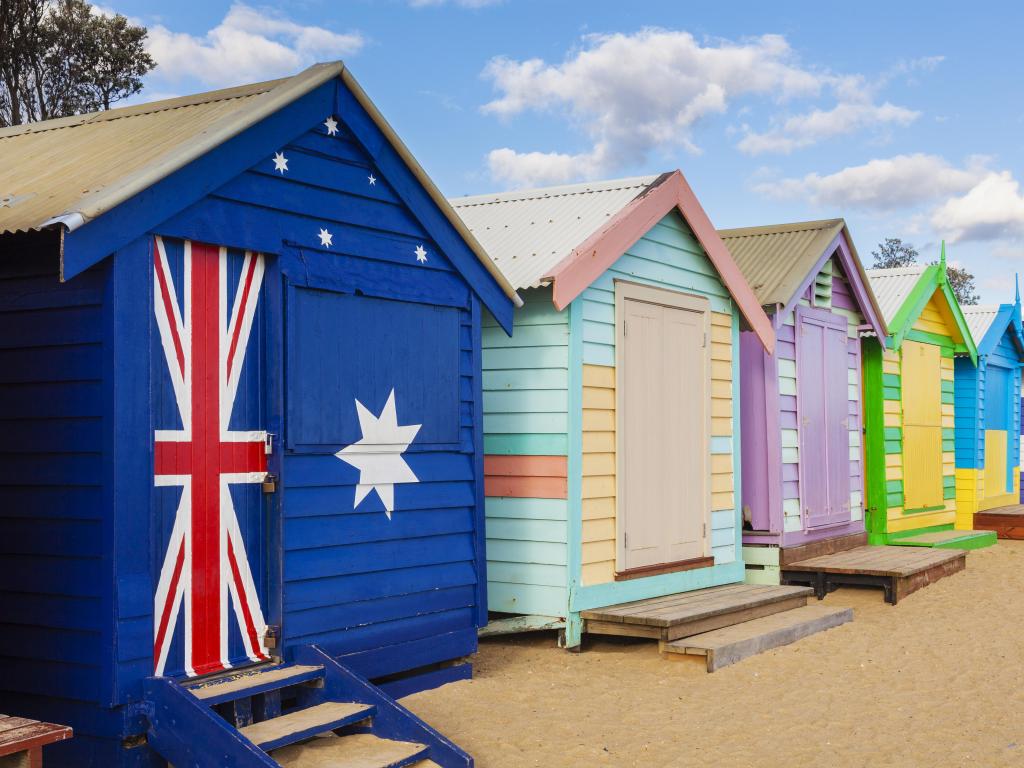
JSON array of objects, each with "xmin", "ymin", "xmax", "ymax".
[{"xmin": 110, "ymin": 0, "xmax": 1024, "ymax": 303}]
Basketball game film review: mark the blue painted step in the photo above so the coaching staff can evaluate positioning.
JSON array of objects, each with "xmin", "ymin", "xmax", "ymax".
[{"xmin": 144, "ymin": 645, "xmax": 473, "ymax": 767}]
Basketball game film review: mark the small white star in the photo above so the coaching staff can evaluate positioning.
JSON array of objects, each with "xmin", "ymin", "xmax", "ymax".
[
  {"xmin": 318, "ymin": 228, "xmax": 333, "ymax": 247},
  {"xmin": 272, "ymin": 151, "xmax": 289, "ymax": 174},
  {"xmin": 414, "ymin": 245, "xmax": 428, "ymax": 263},
  {"xmin": 368, "ymin": 174, "xmax": 376, "ymax": 186},
  {"xmin": 324, "ymin": 116, "xmax": 339, "ymax": 136}
]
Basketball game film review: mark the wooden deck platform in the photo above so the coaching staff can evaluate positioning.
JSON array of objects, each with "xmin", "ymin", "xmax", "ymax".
[
  {"xmin": 580, "ymin": 583, "xmax": 814, "ymax": 643},
  {"xmin": 0, "ymin": 714, "xmax": 72, "ymax": 766},
  {"xmin": 781, "ymin": 545, "xmax": 966, "ymax": 604},
  {"xmin": 975, "ymin": 504, "xmax": 1024, "ymax": 539}
]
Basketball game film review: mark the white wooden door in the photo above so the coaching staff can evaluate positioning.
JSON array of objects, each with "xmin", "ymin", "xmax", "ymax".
[{"xmin": 617, "ymin": 282, "xmax": 710, "ymax": 572}]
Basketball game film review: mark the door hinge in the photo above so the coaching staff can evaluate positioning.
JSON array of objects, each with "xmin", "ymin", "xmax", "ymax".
[
  {"xmin": 623, "ymin": 320, "xmax": 627, "ymax": 337},
  {"xmin": 624, "ymin": 531, "xmax": 628, "ymax": 548},
  {"xmin": 703, "ymin": 522, "xmax": 707, "ymax": 538}
]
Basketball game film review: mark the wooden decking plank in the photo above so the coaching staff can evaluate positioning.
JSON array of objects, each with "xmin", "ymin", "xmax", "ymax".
[
  {"xmin": 582, "ymin": 584, "xmax": 753, "ymax": 620},
  {"xmin": 784, "ymin": 546, "xmax": 962, "ymax": 577},
  {"xmin": 661, "ymin": 605, "xmax": 854, "ymax": 671},
  {"xmin": 582, "ymin": 584, "xmax": 811, "ymax": 628}
]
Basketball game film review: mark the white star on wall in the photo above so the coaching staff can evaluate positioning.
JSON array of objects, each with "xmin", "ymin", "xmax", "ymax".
[
  {"xmin": 272, "ymin": 151, "xmax": 289, "ymax": 174},
  {"xmin": 368, "ymin": 174, "xmax": 376, "ymax": 186},
  {"xmin": 318, "ymin": 228, "xmax": 333, "ymax": 247},
  {"xmin": 324, "ymin": 116, "xmax": 339, "ymax": 136},
  {"xmin": 414, "ymin": 245, "xmax": 428, "ymax": 263},
  {"xmin": 335, "ymin": 389, "xmax": 422, "ymax": 518}
]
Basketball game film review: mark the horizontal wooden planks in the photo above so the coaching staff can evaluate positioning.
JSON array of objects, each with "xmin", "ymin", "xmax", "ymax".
[{"xmin": 783, "ymin": 545, "xmax": 964, "ymax": 577}]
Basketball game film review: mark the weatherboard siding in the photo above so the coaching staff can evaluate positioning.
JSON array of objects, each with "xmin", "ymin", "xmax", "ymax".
[
  {"xmin": 481, "ymin": 288, "xmax": 570, "ymax": 616},
  {"xmin": 955, "ymin": 322, "xmax": 1023, "ymax": 523},
  {"xmin": 867, "ymin": 288, "xmax": 959, "ymax": 539},
  {"xmin": 577, "ymin": 211, "xmax": 737, "ymax": 584},
  {"xmin": 0, "ymin": 252, "xmax": 115, "ymax": 757},
  {"xmin": 161, "ymin": 114, "xmax": 490, "ymax": 679},
  {"xmin": 747, "ymin": 257, "xmax": 865, "ymax": 547}
]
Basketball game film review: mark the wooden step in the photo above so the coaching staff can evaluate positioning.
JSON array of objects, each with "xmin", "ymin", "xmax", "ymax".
[
  {"xmin": 583, "ymin": 583, "xmax": 814, "ymax": 642},
  {"xmin": 660, "ymin": 604, "xmax": 853, "ymax": 672},
  {"xmin": 186, "ymin": 664, "xmax": 324, "ymax": 705},
  {"xmin": 240, "ymin": 701, "xmax": 376, "ymax": 751},
  {"xmin": 272, "ymin": 732, "xmax": 430, "ymax": 768}
]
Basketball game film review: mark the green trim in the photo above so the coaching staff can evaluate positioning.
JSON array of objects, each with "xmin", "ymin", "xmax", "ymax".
[
  {"xmin": 941, "ymin": 390, "xmax": 955, "ymax": 405},
  {"xmin": 884, "ymin": 427, "xmax": 902, "ymax": 442},
  {"xmin": 886, "ymin": 524, "xmax": 996, "ymax": 550},
  {"xmin": 887, "ymin": 491, "xmax": 905, "ymax": 507},
  {"xmin": 885, "ymin": 261, "xmax": 979, "ymax": 365},
  {"xmin": 862, "ymin": 338, "xmax": 889, "ymax": 536},
  {"xmin": 903, "ymin": 503, "xmax": 946, "ymax": 515},
  {"xmin": 942, "ymin": 427, "xmax": 955, "ymax": 442},
  {"xmin": 564, "ymin": 299, "xmax": 584, "ymax": 648},
  {"xmin": 904, "ymin": 328, "xmax": 955, "ymax": 349},
  {"xmin": 885, "ymin": 479, "xmax": 903, "ymax": 494},
  {"xmin": 884, "ymin": 439, "xmax": 902, "ymax": 455},
  {"xmin": 882, "ymin": 373, "xmax": 901, "ymax": 389}
]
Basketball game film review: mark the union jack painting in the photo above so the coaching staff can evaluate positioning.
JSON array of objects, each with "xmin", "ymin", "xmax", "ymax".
[{"xmin": 152, "ymin": 237, "xmax": 270, "ymax": 677}]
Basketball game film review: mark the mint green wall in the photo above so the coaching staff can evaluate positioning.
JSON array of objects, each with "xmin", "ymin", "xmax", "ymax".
[{"xmin": 482, "ymin": 288, "xmax": 570, "ymax": 616}]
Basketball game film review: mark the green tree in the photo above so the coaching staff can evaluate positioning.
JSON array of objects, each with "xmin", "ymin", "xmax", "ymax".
[
  {"xmin": 871, "ymin": 237, "xmax": 919, "ymax": 269},
  {"xmin": 940, "ymin": 263, "xmax": 980, "ymax": 307},
  {"xmin": 0, "ymin": 0, "xmax": 154, "ymax": 127}
]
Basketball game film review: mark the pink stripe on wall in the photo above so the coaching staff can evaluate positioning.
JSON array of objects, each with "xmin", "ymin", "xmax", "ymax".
[{"xmin": 484, "ymin": 455, "xmax": 568, "ymax": 499}]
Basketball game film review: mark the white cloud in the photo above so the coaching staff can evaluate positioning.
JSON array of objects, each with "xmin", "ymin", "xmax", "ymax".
[
  {"xmin": 932, "ymin": 171, "xmax": 1024, "ymax": 242},
  {"xmin": 755, "ymin": 154, "xmax": 988, "ymax": 210},
  {"xmin": 147, "ymin": 3, "xmax": 365, "ymax": 88},
  {"xmin": 738, "ymin": 100, "xmax": 919, "ymax": 155},
  {"xmin": 480, "ymin": 29, "xmax": 830, "ymax": 185},
  {"xmin": 479, "ymin": 28, "xmax": 926, "ymax": 187},
  {"xmin": 487, "ymin": 146, "xmax": 608, "ymax": 188}
]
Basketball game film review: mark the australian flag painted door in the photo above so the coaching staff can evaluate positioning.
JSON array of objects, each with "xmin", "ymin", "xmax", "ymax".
[{"xmin": 152, "ymin": 237, "xmax": 271, "ymax": 678}]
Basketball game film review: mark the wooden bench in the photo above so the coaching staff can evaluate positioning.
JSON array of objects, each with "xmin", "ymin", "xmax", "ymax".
[{"xmin": 0, "ymin": 715, "xmax": 72, "ymax": 767}]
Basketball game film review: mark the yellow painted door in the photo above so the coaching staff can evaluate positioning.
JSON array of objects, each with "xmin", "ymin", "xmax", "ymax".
[
  {"xmin": 984, "ymin": 430, "xmax": 1009, "ymax": 499},
  {"xmin": 901, "ymin": 341, "xmax": 944, "ymax": 510}
]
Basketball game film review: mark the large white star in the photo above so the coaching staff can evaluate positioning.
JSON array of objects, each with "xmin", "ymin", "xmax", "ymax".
[
  {"xmin": 335, "ymin": 389, "xmax": 421, "ymax": 518},
  {"xmin": 414, "ymin": 244, "xmax": 428, "ymax": 263},
  {"xmin": 324, "ymin": 116, "xmax": 339, "ymax": 136},
  {"xmin": 272, "ymin": 151, "xmax": 288, "ymax": 174},
  {"xmin": 318, "ymin": 228, "xmax": 333, "ymax": 247}
]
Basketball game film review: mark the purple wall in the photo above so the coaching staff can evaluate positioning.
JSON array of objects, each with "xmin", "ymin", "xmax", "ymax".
[{"xmin": 741, "ymin": 251, "xmax": 868, "ymax": 550}]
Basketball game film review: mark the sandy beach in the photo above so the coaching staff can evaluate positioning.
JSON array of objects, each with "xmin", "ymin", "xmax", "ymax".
[{"xmin": 404, "ymin": 542, "xmax": 1024, "ymax": 767}]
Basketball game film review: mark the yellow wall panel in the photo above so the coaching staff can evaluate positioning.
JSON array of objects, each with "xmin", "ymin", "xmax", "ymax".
[
  {"xmin": 888, "ymin": 508, "xmax": 955, "ymax": 532},
  {"xmin": 983, "ymin": 430, "xmax": 1009, "ymax": 499},
  {"xmin": 912, "ymin": 293, "xmax": 951, "ymax": 336}
]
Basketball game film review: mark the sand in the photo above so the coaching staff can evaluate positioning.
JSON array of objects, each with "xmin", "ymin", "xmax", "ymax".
[{"xmin": 403, "ymin": 542, "xmax": 1024, "ymax": 767}]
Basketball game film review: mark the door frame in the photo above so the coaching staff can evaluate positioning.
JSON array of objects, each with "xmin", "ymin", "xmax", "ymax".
[
  {"xmin": 613, "ymin": 279, "xmax": 712, "ymax": 572},
  {"xmin": 794, "ymin": 305, "xmax": 851, "ymax": 530}
]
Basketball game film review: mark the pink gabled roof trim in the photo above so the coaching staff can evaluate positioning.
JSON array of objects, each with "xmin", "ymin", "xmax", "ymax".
[{"xmin": 543, "ymin": 170, "xmax": 775, "ymax": 353}]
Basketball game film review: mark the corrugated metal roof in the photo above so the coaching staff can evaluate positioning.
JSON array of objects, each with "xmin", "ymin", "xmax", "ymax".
[
  {"xmin": 961, "ymin": 304, "xmax": 1001, "ymax": 347},
  {"xmin": 717, "ymin": 219, "xmax": 845, "ymax": 307},
  {"xmin": 0, "ymin": 69, "xmax": 325, "ymax": 235},
  {"xmin": 866, "ymin": 266, "xmax": 929, "ymax": 325},
  {"xmin": 0, "ymin": 61, "xmax": 521, "ymax": 305},
  {"xmin": 449, "ymin": 175, "xmax": 658, "ymax": 289}
]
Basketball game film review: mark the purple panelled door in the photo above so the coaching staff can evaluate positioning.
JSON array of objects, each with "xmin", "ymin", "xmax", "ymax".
[{"xmin": 796, "ymin": 308, "xmax": 851, "ymax": 529}]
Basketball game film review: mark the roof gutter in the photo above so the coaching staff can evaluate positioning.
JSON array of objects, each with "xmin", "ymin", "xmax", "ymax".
[{"xmin": 339, "ymin": 67, "xmax": 523, "ymax": 308}]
